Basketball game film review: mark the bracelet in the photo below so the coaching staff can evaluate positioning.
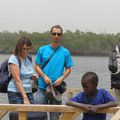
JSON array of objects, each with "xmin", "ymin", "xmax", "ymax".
[{"xmin": 62, "ymin": 75, "xmax": 65, "ymax": 80}]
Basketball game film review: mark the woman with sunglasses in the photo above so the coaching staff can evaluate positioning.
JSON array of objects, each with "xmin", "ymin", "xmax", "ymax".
[
  {"xmin": 34, "ymin": 25, "xmax": 74, "ymax": 120},
  {"xmin": 7, "ymin": 36, "xmax": 38, "ymax": 120}
]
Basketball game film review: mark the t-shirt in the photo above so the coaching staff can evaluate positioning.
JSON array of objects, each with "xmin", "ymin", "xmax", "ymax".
[
  {"xmin": 8, "ymin": 55, "xmax": 34, "ymax": 93},
  {"xmin": 70, "ymin": 89, "xmax": 116, "ymax": 120},
  {"xmin": 35, "ymin": 44, "xmax": 74, "ymax": 89}
]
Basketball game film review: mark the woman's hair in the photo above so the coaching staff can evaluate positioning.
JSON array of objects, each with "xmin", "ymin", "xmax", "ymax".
[
  {"xmin": 50, "ymin": 25, "xmax": 63, "ymax": 35},
  {"xmin": 81, "ymin": 72, "xmax": 98, "ymax": 85},
  {"xmin": 14, "ymin": 36, "xmax": 32, "ymax": 56}
]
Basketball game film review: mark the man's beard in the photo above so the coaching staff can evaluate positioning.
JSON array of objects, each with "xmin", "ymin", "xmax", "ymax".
[{"xmin": 53, "ymin": 39, "xmax": 61, "ymax": 43}]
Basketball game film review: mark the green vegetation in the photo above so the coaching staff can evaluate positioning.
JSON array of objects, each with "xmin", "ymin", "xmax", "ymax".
[{"xmin": 0, "ymin": 30, "xmax": 120, "ymax": 56}]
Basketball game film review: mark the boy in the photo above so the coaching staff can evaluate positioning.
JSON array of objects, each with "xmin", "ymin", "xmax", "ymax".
[{"xmin": 66, "ymin": 72, "xmax": 117, "ymax": 120}]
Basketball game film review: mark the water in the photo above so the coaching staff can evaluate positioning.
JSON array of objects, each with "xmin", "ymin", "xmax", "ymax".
[{"xmin": 0, "ymin": 54, "xmax": 113, "ymax": 120}]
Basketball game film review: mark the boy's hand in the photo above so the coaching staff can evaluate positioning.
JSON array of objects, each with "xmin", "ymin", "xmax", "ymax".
[
  {"xmin": 90, "ymin": 105, "xmax": 99, "ymax": 113},
  {"xmin": 82, "ymin": 104, "xmax": 92, "ymax": 112}
]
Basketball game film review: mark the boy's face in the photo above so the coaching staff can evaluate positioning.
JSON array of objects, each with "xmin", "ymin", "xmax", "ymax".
[{"xmin": 81, "ymin": 79, "xmax": 97, "ymax": 96}]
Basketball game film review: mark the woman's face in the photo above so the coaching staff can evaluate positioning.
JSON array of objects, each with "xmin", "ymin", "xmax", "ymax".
[{"xmin": 21, "ymin": 44, "xmax": 31, "ymax": 58}]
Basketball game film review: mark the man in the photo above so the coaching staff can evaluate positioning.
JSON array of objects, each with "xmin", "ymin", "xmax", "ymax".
[
  {"xmin": 34, "ymin": 25, "xmax": 73, "ymax": 120},
  {"xmin": 108, "ymin": 43, "xmax": 120, "ymax": 105}
]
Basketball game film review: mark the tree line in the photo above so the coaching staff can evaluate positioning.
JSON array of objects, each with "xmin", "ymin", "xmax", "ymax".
[{"xmin": 0, "ymin": 30, "xmax": 120, "ymax": 56}]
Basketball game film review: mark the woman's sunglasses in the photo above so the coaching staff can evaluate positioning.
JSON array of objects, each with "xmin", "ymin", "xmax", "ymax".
[{"xmin": 22, "ymin": 47, "xmax": 31, "ymax": 51}]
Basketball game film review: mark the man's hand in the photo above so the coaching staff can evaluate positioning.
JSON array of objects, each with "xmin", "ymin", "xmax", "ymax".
[
  {"xmin": 44, "ymin": 76, "xmax": 51, "ymax": 84},
  {"xmin": 53, "ymin": 76, "xmax": 64, "ymax": 86}
]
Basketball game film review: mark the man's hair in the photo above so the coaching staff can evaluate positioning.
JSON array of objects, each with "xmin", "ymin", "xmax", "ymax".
[
  {"xmin": 82, "ymin": 72, "xmax": 98, "ymax": 85},
  {"xmin": 50, "ymin": 25, "xmax": 63, "ymax": 34},
  {"xmin": 14, "ymin": 36, "xmax": 32, "ymax": 55}
]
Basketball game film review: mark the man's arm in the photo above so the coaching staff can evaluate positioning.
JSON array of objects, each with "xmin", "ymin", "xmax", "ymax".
[
  {"xmin": 54, "ymin": 67, "xmax": 72, "ymax": 86},
  {"xmin": 35, "ymin": 64, "xmax": 51, "ymax": 84}
]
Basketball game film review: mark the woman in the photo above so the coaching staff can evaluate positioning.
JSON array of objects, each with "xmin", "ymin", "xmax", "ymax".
[
  {"xmin": 8, "ymin": 36, "xmax": 46, "ymax": 120},
  {"xmin": 7, "ymin": 36, "xmax": 36, "ymax": 105}
]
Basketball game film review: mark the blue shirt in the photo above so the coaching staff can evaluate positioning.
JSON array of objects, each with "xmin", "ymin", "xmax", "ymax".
[
  {"xmin": 8, "ymin": 55, "xmax": 34, "ymax": 93},
  {"xmin": 35, "ymin": 44, "xmax": 73, "ymax": 89},
  {"xmin": 70, "ymin": 89, "xmax": 116, "ymax": 120}
]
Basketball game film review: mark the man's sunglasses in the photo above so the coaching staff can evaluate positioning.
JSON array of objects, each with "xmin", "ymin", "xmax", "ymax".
[{"xmin": 52, "ymin": 32, "xmax": 62, "ymax": 36}]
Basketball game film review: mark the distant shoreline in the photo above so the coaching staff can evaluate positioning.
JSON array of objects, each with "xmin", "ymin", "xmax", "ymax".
[{"xmin": 0, "ymin": 52, "xmax": 109, "ymax": 57}]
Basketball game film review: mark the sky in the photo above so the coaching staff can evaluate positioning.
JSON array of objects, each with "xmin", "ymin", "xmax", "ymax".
[{"xmin": 0, "ymin": 0, "xmax": 120, "ymax": 34}]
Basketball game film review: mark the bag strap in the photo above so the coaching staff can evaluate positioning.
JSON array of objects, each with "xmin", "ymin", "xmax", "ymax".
[
  {"xmin": 15, "ymin": 56, "xmax": 21, "ymax": 68},
  {"xmin": 16, "ymin": 55, "xmax": 32, "ymax": 68},
  {"xmin": 41, "ymin": 46, "xmax": 59, "ymax": 69},
  {"xmin": 27, "ymin": 55, "xmax": 32, "ymax": 63},
  {"xmin": 9, "ymin": 56, "xmax": 21, "ymax": 79}
]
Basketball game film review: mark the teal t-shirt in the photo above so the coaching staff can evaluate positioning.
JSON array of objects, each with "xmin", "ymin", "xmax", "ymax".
[
  {"xmin": 8, "ymin": 55, "xmax": 34, "ymax": 93},
  {"xmin": 35, "ymin": 44, "xmax": 74, "ymax": 89}
]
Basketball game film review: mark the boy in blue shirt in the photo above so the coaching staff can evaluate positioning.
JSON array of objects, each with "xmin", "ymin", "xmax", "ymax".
[{"xmin": 66, "ymin": 72, "xmax": 117, "ymax": 120}]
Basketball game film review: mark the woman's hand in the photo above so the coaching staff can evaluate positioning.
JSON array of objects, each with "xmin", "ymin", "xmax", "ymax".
[
  {"xmin": 23, "ymin": 97, "xmax": 30, "ymax": 104},
  {"xmin": 31, "ymin": 74, "xmax": 38, "ymax": 81}
]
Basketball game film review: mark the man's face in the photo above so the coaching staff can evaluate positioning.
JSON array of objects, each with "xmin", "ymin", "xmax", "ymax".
[{"xmin": 51, "ymin": 28, "xmax": 62, "ymax": 43}]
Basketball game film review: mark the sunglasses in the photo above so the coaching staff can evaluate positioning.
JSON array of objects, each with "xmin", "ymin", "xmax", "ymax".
[
  {"xmin": 52, "ymin": 32, "xmax": 62, "ymax": 36},
  {"xmin": 22, "ymin": 47, "xmax": 31, "ymax": 51}
]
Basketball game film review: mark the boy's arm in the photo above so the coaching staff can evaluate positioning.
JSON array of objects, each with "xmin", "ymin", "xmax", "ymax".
[
  {"xmin": 95, "ymin": 101, "xmax": 117, "ymax": 109},
  {"xmin": 66, "ymin": 100, "xmax": 92, "ymax": 112},
  {"xmin": 91, "ymin": 89, "xmax": 118, "ymax": 112},
  {"xmin": 91, "ymin": 101, "xmax": 118, "ymax": 113},
  {"xmin": 66, "ymin": 100, "xmax": 117, "ymax": 113},
  {"xmin": 94, "ymin": 89, "xmax": 118, "ymax": 109}
]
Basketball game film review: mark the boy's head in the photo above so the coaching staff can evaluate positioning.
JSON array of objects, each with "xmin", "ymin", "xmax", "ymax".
[{"xmin": 81, "ymin": 72, "xmax": 98, "ymax": 95}]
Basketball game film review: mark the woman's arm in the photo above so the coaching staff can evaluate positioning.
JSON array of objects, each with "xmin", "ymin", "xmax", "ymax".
[{"xmin": 9, "ymin": 63, "xmax": 30, "ymax": 104}]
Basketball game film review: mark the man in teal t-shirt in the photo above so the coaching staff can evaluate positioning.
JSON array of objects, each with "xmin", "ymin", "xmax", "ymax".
[{"xmin": 34, "ymin": 25, "xmax": 73, "ymax": 120}]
